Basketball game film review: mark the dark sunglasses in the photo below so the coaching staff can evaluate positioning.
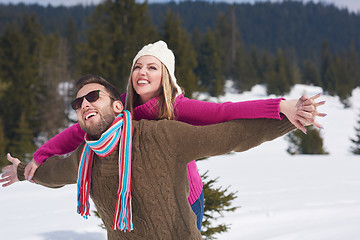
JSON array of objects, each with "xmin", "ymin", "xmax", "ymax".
[{"xmin": 71, "ymin": 90, "xmax": 102, "ymax": 110}]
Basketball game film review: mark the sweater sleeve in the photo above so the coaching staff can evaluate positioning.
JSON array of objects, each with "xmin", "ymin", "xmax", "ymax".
[
  {"xmin": 175, "ymin": 95, "xmax": 285, "ymax": 126},
  {"xmin": 18, "ymin": 146, "xmax": 81, "ymax": 188},
  {"xmin": 157, "ymin": 117, "xmax": 295, "ymax": 164},
  {"xmin": 33, "ymin": 123, "xmax": 85, "ymax": 164}
]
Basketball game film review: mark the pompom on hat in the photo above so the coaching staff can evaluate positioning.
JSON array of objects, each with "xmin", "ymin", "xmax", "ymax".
[{"xmin": 129, "ymin": 40, "xmax": 182, "ymax": 96}]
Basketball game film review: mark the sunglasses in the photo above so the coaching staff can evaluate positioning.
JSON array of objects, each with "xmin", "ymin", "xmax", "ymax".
[{"xmin": 71, "ymin": 90, "xmax": 114, "ymax": 110}]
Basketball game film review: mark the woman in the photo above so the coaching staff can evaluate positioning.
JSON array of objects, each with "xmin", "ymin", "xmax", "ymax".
[{"xmin": 25, "ymin": 40, "xmax": 325, "ymax": 230}]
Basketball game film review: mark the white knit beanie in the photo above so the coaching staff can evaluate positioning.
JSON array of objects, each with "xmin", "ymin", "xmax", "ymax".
[{"xmin": 128, "ymin": 40, "xmax": 182, "ymax": 96}]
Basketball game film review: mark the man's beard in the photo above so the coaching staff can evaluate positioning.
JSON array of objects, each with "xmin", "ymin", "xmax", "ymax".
[{"xmin": 80, "ymin": 109, "xmax": 116, "ymax": 140}]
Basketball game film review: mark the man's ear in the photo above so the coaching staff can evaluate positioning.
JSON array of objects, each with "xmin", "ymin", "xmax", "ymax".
[{"xmin": 113, "ymin": 100, "xmax": 124, "ymax": 114}]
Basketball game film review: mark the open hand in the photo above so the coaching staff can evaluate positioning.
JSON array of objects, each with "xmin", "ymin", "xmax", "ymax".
[{"xmin": 0, "ymin": 153, "xmax": 20, "ymax": 187}]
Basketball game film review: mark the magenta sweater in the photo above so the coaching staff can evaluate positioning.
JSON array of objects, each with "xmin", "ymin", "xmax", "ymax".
[{"xmin": 33, "ymin": 93, "xmax": 284, "ymax": 205}]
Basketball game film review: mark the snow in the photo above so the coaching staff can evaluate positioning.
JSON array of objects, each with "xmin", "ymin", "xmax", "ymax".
[{"xmin": 1, "ymin": 83, "xmax": 360, "ymax": 240}]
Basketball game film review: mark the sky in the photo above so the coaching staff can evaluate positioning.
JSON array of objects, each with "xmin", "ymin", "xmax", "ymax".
[
  {"xmin": 1, "ymin": 83, "xmax": 360, "ymax": 239},
  {"xmin": 0, "ymin": 0, "xmax": 359, "ymax": 13}
]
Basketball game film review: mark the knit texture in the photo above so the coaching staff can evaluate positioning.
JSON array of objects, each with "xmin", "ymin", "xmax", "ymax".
[{"xmin": 20, "ymin": 118, "xmax": 295, "ymax": 239}]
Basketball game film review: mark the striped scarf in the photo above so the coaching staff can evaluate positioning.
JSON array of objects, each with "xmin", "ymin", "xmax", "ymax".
[{"xmin": 77, "ymin": 110, "xmax": 133, "ymax": 231}]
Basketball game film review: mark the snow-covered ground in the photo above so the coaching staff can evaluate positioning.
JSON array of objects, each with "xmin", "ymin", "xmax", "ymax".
[{"xmin": 1, "ymin": 84, "xmax": 360, "ymax": 240}]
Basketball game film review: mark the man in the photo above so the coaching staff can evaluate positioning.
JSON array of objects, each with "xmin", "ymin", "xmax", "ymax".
[{"xmin": 1, "ymin": 75, "xmax": 311, "ymax": 239}]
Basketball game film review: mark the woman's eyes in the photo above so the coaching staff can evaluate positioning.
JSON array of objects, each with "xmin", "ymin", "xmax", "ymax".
[{"xmin": 133, "ymin": 65, "xmax": 158, "ymax": 70}]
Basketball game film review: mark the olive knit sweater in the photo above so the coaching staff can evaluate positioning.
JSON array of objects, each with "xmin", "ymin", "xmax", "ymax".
[{"xmin": 18, "ymin": 117, "xmax": 295, "ymax": 240}]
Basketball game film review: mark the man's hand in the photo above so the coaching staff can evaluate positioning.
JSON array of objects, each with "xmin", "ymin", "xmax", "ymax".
[
  {"xmin": 25, "ymin": 159, "xmax": 40, "ymax": 181},
  {"xmin": 280, "ymin": 93, "xmax": 326, "ymax": 134},
  {"xmin": 0, "ymin": 153, "xmax": 21, "ymax": 187}
]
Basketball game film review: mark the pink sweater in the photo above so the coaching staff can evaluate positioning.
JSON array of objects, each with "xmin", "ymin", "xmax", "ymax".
[{"xmin": 33, "ymin": 93, "xmax": 284, "ymax": 205}]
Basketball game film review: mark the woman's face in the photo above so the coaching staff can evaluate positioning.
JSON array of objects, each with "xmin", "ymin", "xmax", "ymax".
[{"xmin": 132, "ymin": 55, "xmax": 163, "ymax": 104}]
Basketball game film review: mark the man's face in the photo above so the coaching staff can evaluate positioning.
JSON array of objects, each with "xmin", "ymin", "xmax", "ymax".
[{"xmin": 76, "ymin": 83, "xmax": 116, "ymax": 139}]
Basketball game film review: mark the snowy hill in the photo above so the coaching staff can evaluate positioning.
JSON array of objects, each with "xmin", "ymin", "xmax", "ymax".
[{"xmin": 1, "ymin": 84, "xmax": 360, "ymax": 240}]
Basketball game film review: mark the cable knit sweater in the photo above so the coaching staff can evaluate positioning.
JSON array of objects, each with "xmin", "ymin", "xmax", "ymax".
[
  {"xmin": 19, "ymin": 117, "xmax": 295, "ymax": 240},
  {"xmin": 32, "ymin": 94, "xmax": 284, "ymax": 205}
]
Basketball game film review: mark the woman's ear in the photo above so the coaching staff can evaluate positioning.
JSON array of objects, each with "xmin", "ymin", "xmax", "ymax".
[{"xmin": 113, "ymin": 100, "xmax": 124, "ymax": 114}]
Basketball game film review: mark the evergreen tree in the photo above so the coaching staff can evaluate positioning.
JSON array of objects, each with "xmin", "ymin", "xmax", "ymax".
[
  {"xmin": 37, "ymin": 34, "xmax": 71, "ymax": 141},
  {"xmin": 0, "ymin": 78, "xmax": 10, "ymax": 167},
  {"xmin": 0, "ymin": 14, "xmax": 43, "ymax": 154},
  {"xmin": 287, "ymin": 126, "xmax": 328, "ymax": 155},
  {"xmin": 320, "ymin": 40, "xmax": 331, "ymax": 90},
  {"xmin": 196, "ymin": 29, "xmax": 224, "ymax": 97},
  {"xmin": 65, "ymin": 16, "xmax": 79, "ymax": 76},
  {"xmin": 236, "ymin": 46, "xmax": 260, "ymax": 91},
  {"xmin": 350, "ymin": 111, "xmax": 360, "ymax": 155},
  {"xmin": 324, "ymin": 53, "xmax": 354, "ymax": 105},
  {"xmin": 265, "ymin": 49, "xmax": 290, "ymax": 95},
  {"xmin": 7, "ymin": 112, "xmax": 36, "ymax": 161},
  {"xmin": 258, "ymin": 51, "xmax": 272, "ymax": 85},
  {"xmin": 302, "ymin": 59, "xmax": 321, "ymax": 86},
  {"xmin": 214, "ymin": 12, "xmax": 235, "ymax": 79},
  {"xmin": 0, "ymin": 117, "xmax": 8, "ymax": 168},
  {"xmin": 201, "ymin": 171, "xmax": 238, "ymax": 239},
  {"xmin": 161, "ymin": 10, "xmax": 198, "ymax": 97},
  {"xmin": 78, "ymin": 0, "xmax": 158, "ymax": 92}
]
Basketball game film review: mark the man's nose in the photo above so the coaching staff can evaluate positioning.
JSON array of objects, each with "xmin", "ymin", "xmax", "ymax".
[{"xmin": 81, "ymin": 97, "xmax": 91, "ymax": 109}]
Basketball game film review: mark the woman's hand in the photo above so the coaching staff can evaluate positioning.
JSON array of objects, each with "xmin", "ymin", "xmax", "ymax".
[
  {"xmin": 280, "ymin": 93, "xmax": 326, "ymax": 134},
  {"xmin": 24, "ymin": 159, "xmax": 40, "ymax": 181}
]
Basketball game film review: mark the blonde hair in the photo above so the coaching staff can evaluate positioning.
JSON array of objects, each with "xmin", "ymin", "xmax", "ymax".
[{"xmin": 125, "ymin": 63, "xmax": 181, "ymax": 120}]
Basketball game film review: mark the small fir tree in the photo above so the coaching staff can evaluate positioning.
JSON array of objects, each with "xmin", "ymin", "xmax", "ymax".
[
  {"xmin": 287, "ymin": 126, "xmax": 328, "ymax": 155},
  {"xmin": 350, "ymin": 111, "xmax": 360, "ymax": 155},
  {"xmin": 201, "ymin": 171, "xmax": 238, "ymax": 239}
]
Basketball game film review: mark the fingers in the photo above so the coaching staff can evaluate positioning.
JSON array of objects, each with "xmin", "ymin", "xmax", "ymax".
[
  {"xmin": 27, "ymin": 167, "xmax": 36, "ymax": 181},
  {"xmin": 297, "ymin": 95, "xmax": 309, "ymax": 106},
  {"xmin": 7, "ymin": 153, "xmax": 19, "ymax": 164},
  {"xmin": 1, "ymin": 178, "xmax": 15, "ymax": 187},
  {"xmin": 314, "ymin": 100, "xmax": 326, "ymax": 108},
  {"xmin": 0, "ymin": 173, "xmax": 14, "ymax": 187},
  {"xmin": 310, "ymin": 93, "xmax": 322, "ymax": 101},
  {"xmin": 288, "ymin": 117, "xmax": 307, "ymax": 133},
  {"xmin": 312, "ymin": 120, "xmax": 323, "ymax": 129},
  {"xmin": 299, "ymin": 104, "xmax": 315, "ymax": 113}
]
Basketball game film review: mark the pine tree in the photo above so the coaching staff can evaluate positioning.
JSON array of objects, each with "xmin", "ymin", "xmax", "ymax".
[
  {"xmin": 196, "ymin": 29, "xmax": 224, "ymax": 97},
  {"xmin": 37, "ymin": 34, "xmax": 71, "ymax": 141},
  {"xmin": 234, "ymin": 46, "xmax": 259, "ymax": 92},
  {"xmin": 161, "ymin": 10, "xmax": 198, "ymax": 97},
  {"xmin": 0, "ymin": 14, "xmax": 43, "ymax": 155},
  {"xmin": 302, "ymin": 59, "xmax": 321, "ymax": 86},
  {"xmin": 0, "ymin": 117, "xmax": 8, "ymax": 168},
  {"xmin": 201, "ymin": 171, "xmax": 238, "ymax": 239},
  {"xmin": 0, "ymin": 78, "xmax": 9, "ymax": 167},
  {"xmin": 65, "ymin": 16, "xmax": 79, "ymax": 76},
  {"xmin": 287, "ymin": 126, "xmax": 328, "ymax": 155},
  {"xmin": 214, "ymin": 12, "xmax": 235, "ymax": 79},
  {"xmin": 320, "ymin": 40, "xmax": 331, "ymax": 90},
  {"xmin": 265, "ymin": 49, "xmax": 290, "ymax": 96},
  {"xmin": 78, "ymin": 0, "xmax": 158, "ymax": 92},
  {"xmin": 350, "ymin": 111, "xmax": 360, "ymax": 155},
  {"xmin": 8, "ymin": 112, "xmax": 36, "ymax": 161},
  {"xmin": 324, "ymin": 53, "xmax": 354, "ymax": 105}
]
